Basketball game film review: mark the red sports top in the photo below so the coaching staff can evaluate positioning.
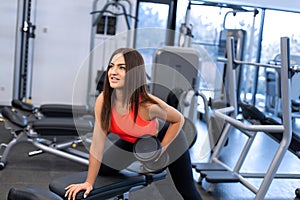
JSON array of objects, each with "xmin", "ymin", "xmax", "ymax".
[{"xmin": 109, "ymin": 106, "xmax": 158, "ymax": 143}]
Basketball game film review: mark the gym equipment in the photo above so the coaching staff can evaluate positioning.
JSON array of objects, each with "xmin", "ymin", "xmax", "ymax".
[
  {"xmin": 217, "ymin": 28, "xmax": 247, "ymax": 110},
  {"xmin": 7, "ymin": 169, "xmax": 166, "ymax": 200},
  {"xmin": 86, "ymin": 0, "xmax": 136, "ymax": 107},
  {"xmin": 238, "ymin": 101, "xmax": 300, "ymax": 158},
  {"xmin": 50, "ymin": 170, "xmax": 166, "ymax": 200},
  {"xmin": 265, "ymin": 69, "xmax": 281, "ymax": 115},
  {"xmin": 166, "ymin": 88, "xmax": 198, "ymax": 148},
  {"xmin": 296, "ymin": 188, "xmax": 300, "ymax": 199},
  {"xmin": 166, "ymin": 88, "xmax": 197, "ymax": 120},
  {"xmin": 95, "ymin": 70, "xmax": 106, "ymax": 96},
  {"xmin": 91, "ymin": 0, "xmax": 134, "ymax": 31},
  {"xmin": 0, "ymin": 106, "xmax": 93, "ymax": 169},
  {"xmin": 11, "ymin": 99, "xmax": 91, "ymax": 119},
  {"xmin": 5, "ymin": 117, "xmax": 167, "ymax": 199},
  {"xmin": 203, "ymin": 28, "xmax": 246, "ymax": 151},
  {"xmin": 7, "ymin": 187, "xmax": 61, "ymax": 200},
  {"xmin": 133, "ymin": 135, "xmax": 169, "ymax": 173},
  {"xmin": 152, "ymin": 46, "xmax": 200, "ymax": 123},
  {"xmin": 194, "ymin": 37, "xmax": 300, "ymax": 200},
  {"xmin": 266, "ymin": 54, "xmax": 300, "ymax": 123},
  {"xmin": 178, "ymin": 1, "xmax": 193, "ymax": 48},
  {"xmin": 193, "ymin": 28, "xmax": 247, "ymax": 153},
  {"xmin": 12, "ymin": 0, "xmax": 37, "ymax": 102},
  {"xmin": 183, "ymin": 15, "xmax": 248, "ymax": 150}
]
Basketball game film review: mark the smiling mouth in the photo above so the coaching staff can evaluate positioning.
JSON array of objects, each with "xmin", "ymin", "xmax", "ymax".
[{"xmin": 110, "ymin": 77, "xmax": 120, "ymax": 83}]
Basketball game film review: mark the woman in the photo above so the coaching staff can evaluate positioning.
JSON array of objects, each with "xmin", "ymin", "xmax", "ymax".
[{"xmin": 65, "ymin": 48, "xmax": 202, "ymax": 200}]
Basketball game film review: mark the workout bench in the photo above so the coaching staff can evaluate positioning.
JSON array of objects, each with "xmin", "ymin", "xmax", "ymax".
[
  {"xmin": 0, "ymin": 106, "xmax": 93, "ymax": 169},
  {"xmin": 11, "ymin": 99, "xmax": 92, "ymax": 120},
  {"xmin": 7, "ymin": 170, "xmax": 167, "ymax": 200},
  {"xmin": 3, "ymin": 108, "xmax": 168, "ymax": 199}
]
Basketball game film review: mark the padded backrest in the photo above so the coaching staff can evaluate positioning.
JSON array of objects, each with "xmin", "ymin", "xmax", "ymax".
[
  {"xmin": 166, "ymin": 88, "xmax": 184, "ymax": 111},
  {"xmin": 11, "ymin": 99, "xmax": 35, "ymax": 112},
  {"xmin": 238, "ymin": 101, "xmax": 265, "ymax": 121},
  {"xmin": 8, "ymin": 187, "xmax": 61, "ymax": 200},
  {"xmin": 39, "ymin": 104, "xmax": 89, "ymax": 118},
  {"xmin": 49, "ymin": 171, "xmax": 146, "ymax": 199},
  {"xmin": 1, "ymin": 107, "xmax": 28, "ymax": 128}
]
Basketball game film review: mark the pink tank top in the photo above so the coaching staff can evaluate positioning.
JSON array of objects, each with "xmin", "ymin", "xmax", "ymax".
[{"xmin": 110, "ymin": 106, "xmax": 157, "ymax": 143}]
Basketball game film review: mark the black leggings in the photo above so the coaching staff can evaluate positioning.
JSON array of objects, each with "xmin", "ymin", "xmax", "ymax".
[{"xmin": 99, "ymin": 122, "xmax": 202, "ymax": 200}]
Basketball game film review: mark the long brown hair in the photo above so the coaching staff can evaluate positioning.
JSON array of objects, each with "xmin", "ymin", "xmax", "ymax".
[{"xmin": 100, "ymin": 48, "xmax": 157, "ymax": 131}]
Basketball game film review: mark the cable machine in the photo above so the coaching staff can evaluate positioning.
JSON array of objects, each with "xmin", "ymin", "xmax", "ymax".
[
  {"xmin": 12, "ymin": 0, "xmax": 37, "ymax": 103},
  {"xmin": 194, "ymin": 36, "xmax": 300, "ymax": 200},
  {"xmin": 179, "ymin": 1, "xmax": 261, "ymax": 151},
  {"xmin": 87, "ymin": 0, "xmax": 136, "ymax": 108}
]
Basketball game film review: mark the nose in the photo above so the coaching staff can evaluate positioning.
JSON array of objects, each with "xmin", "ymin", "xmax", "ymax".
[{"xmin": 110, "ymin": 66, "xmax": 117, "ymax": 74}]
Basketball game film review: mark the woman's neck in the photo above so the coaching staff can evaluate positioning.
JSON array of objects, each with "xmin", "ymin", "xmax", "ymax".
[
  {"xmin": 113, "ymin": 89, "xmax": 128, "ymax": 108},
  {"xmin": 114, "ymin": 89, "xmax": 124, "ymax": 101}
]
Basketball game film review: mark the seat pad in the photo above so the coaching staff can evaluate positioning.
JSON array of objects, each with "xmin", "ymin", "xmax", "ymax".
[
  {"xmin": 49, "ymin": 170, "xmax": 147, "ymax": 199},
  {"xmin": 8, "ymin": 187, "xmax": 61, "ymax": 200},
  {"xmin": 40, "ymin": 104, "xmax": 89, "ymax": 118},
  {"xmin": 32, "ymin": 118, "xmax": 93, "ymax": 136}
]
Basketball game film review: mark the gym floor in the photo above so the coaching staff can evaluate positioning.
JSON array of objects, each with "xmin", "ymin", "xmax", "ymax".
[{"xmin": 0, "ymin": 109, "xmax": 299, "ymax": 200}]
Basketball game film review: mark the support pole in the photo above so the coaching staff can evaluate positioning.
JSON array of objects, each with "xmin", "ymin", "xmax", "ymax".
[
  {"xmin": 254, "ymin": 37, "xmax": 292, "ymax": 200},
  {"xmin": 12, "ymin": 0, "xmax": 36, "ymax": 102}
]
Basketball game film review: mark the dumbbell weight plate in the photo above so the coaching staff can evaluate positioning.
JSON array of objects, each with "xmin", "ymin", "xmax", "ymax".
[
  {"xmin": 133, "ymin": 135, "xmax": 162, "ymax": 162},
  {"xmin": 143, "ymin": 151, "xmax": 169, "ymax": 173}
]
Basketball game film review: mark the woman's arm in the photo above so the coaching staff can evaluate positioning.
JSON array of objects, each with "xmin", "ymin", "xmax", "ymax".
[
  {"xmin": 147, "ymin": 94, "xmax": 185, "ymax": 151},
  {"xmin": 85, "ymin": 114, "xmax": 107, "ymax": 186},
  {"xmin": 65, "ymin": 93, "xmax": 107, "ymax": 200}
]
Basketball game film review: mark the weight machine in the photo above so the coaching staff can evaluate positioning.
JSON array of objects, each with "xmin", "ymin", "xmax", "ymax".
[
  {"xmin": 152, "ymin": 46, "xmax": 200, "ymax": 124},
  {"xmin": 178, "ymin": 1, "xmax": 264, "ymax": 152},
  {"xmin": 86, "ymin": 0, "xmax": 136, "ymax": 108},
  {"xmin": 194, "ymin": 36, "xmax": 300, "ymax": 200},
  {"xmin": 266, "ymin": 54, "xmax": 300, "ymax": 124}
]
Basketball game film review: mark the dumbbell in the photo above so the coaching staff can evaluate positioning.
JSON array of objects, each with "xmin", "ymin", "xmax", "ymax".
[
  {"xmin": 133, "ymin": 135, "xmax": 169, "ymax": 173},
  {"xmin": 296, "ymin": 188, "xmax": 300, "ymax": 198}
]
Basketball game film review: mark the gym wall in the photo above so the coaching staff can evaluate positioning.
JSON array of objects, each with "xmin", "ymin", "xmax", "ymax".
[
  {"xmin": 32, "ymin": 0, "xmax": 92, "ymax": 106},
  {"xmin": 0, "ymin": 0, "xmax": 135, "ymax": 106},
  {"xmin": 0, "ymin": 1, "xmax": 18, "ymax": 106}
]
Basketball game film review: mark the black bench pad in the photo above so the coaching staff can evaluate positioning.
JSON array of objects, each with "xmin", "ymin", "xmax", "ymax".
[
  {"xmin": 11, "ymin": 99, "xmax": 35, "ymax": 112},
  {"xmin": 239, "ymin": 101, "xmax": 300, "ymax": 155},
  {"xmin": 49, "ymin": 170, "xmax": 166, "ymax": 200},
  {"xmin": 40, "ymin": 104, "xmax": 89, "ymax": 118},
  {"xmin": 7, "ymin": 187, "xmax": 61, "ymax": 200},
  {"xmin": 11, "ymin": 99, "xmax": 90, "ymax": 117},
  {"xmin": 1, "ymin": 107, "xmax": 28, "ymax": 128},
  {"xmin": 1, "ymin": 107, "xmax": 93, "ymax": 136},
  {"xmin": 32, "ymin": 118, "xmax": 93, "ymax": 136}
]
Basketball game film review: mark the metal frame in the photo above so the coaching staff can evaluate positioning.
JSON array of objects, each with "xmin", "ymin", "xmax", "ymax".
[
  {"xmin": 0, "ymin": 117, "xmax": 90, "ymax": 170},
  {"xmin": 197, "ymin": 36, "xmax": 298, "ymax": 200},
  {"xmin": 13, "ymin": 0, "xmax": 37, "ymax": 102}
]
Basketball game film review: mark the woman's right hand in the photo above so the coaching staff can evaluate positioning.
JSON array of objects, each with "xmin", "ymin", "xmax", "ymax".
[{"xmin": 64, "ymin": 181, "xmax": 93, "ymax": 200}]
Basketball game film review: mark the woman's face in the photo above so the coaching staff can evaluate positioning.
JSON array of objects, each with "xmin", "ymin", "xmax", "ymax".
[{"xmin": 108, "ymin": 53, "xmax": 127, "ymax": 89}]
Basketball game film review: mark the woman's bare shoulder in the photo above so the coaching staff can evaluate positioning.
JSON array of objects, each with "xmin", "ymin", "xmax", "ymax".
[
  {"xmin": 147, "ymin": 93, "xmax": 162, "ymax": 103},
  {"xmin": 94, "ymin": 93, "xmax": 104, "ymax": 113},
  {"xmin": 147, "ymin": 93, "xmax": 168, "ymax": 108}
]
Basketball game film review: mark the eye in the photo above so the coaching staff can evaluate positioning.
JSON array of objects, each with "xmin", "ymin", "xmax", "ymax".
[{"xmin": 119, "ymin": 66, "xmax": 126, "ymax": 70}]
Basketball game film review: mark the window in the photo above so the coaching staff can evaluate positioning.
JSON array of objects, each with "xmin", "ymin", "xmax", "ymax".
[
  {"xmin": 175, "ymin": 2, "xmax": 263, "ymax": 107},
  {"xmin": 135, "ymin": 0, "xmax": 174, "ymax": 81},
  {"xmin": 257, "ymin": 10, "xmax": 300, "ymax": 110}
]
